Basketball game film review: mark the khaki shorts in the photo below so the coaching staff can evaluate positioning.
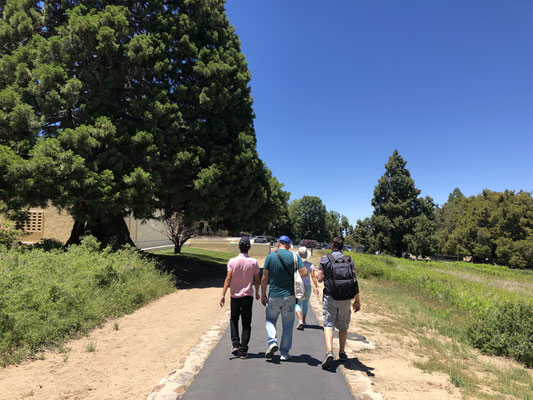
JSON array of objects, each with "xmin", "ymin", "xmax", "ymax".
[{"xmin": 322, "ymin": 295, "xmax": 351, "ymax": 331}]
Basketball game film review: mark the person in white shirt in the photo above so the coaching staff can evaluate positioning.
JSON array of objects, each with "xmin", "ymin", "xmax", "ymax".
[{"xmin": 295, "ymin": 246, "xmax": 320, "ymax": 331}]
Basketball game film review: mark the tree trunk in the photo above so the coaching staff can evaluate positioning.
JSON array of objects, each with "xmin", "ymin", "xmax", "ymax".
[
  {"xmin": 66, "ymin": 220, "xmax": 87, "ymax": 246},
  {"xmin": 174, "ymin": 242, "xmax": 182, "ymax": 254},
  {"xmin": 66, "ymin": 214, "xmax": 134, "ymax": 249}
]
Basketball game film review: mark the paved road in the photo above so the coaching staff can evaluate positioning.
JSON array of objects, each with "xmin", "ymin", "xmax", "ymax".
[{"xmin": 181, "ymin": 298, "xmax": 354, "ymax": 399}]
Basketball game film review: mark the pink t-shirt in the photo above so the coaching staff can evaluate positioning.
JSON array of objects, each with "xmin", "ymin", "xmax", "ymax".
[{"xmin": 227, "ymin": 253, "xmax": 259, "ymax": 298}]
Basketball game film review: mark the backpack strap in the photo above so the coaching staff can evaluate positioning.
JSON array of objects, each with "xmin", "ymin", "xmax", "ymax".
[
  {"xmin": 275, "ymin": 250, "xmax": 294, "ymax": 281},
  {"xmin": 325, "ymin": 252, "xmax": 337, "ymax": 292}
]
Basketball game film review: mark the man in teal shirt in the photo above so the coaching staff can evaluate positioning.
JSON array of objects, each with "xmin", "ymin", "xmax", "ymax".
[{"xmin": 261, "ymin": 235, "xmax": 308, "ymax": 361}]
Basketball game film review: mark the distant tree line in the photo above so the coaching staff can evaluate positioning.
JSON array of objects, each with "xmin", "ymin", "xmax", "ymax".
[{"xmin": 353, "ymin": 150, "xmax": 533, "ymax": 269}]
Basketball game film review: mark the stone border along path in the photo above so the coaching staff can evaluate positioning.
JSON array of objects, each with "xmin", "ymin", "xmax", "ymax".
[
  {"xmin": 147, "ymin": 291, "xmax": 383, "ymax": 400},
  {"xmin": 308, "ymin": 293, "xmax": 384, "ymax": 400}
]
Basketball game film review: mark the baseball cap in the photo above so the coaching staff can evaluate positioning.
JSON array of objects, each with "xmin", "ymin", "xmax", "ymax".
[
  {"xmin": 239, "ymin": 237, "xmax": 251, "ymax": 246},
  {"xmin": 277, "ymin": 235, "xmax": 291, "ymax": 244}
]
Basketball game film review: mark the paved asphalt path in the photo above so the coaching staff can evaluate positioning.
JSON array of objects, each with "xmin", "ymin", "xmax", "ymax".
[{"xmin": 181, "ymin": 297, "xmax": 354, "ymax": 399}]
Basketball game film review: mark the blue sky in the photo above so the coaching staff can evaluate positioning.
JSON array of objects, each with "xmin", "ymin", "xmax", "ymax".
[{"xmin": 225, "ymin": 0, "xmax": 533, "ymax": 225}]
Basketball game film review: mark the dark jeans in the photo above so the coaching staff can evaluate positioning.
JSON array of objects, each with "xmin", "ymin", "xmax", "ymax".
[{"xmin": 230, "ymin": 296, "xmax": 253, "ymax": 354}]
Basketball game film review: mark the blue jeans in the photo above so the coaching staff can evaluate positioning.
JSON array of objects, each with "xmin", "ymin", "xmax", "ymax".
[{"xmin": 265, "ymin": 296, "xmax": 296, "ymax": 356}]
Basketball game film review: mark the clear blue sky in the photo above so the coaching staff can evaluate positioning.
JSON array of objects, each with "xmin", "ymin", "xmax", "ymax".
[{"xmin": 225, "ymin": 0, "xmax": 533, "ymax": 225}]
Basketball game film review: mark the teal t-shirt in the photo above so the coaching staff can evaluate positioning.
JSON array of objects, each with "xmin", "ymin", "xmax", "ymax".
[{"xmin": 264, "ymin": 249, "xmax": 304, "ymax": 298}]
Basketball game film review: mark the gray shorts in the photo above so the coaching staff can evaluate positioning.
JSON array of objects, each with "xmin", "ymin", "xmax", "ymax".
[{"xmin": 322, "ymin": 295, "xmax": 351, "ymax": 331}]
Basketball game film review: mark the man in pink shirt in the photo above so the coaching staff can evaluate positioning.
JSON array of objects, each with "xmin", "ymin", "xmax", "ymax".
[{"xmin": 220, "ymin": 237, "xmax": 260, "ymax": 359}]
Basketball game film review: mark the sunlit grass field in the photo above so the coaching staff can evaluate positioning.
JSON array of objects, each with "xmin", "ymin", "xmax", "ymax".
[{"xmin": 330, "ymin": 251, "xmax": 533, "ymax": 368}]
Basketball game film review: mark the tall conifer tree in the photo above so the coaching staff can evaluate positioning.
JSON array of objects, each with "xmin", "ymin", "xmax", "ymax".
[
  {"xmin": 0, "ymin": 1, "xmax": 285, "ymax": 245},
  {"xmin": 370, "ymin": 150, "xmax": 436, "ymax": 257}
]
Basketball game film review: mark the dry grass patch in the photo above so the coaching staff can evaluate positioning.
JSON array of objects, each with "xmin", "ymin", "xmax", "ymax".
[{"xmin": 354, "ymin": 278, "xmax": 532, "ymax": 399}]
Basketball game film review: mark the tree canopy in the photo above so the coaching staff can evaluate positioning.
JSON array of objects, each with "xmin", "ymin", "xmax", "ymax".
[
  {"xmin": 368, "ymin": 150, "xmax": 436, "ymax": 257},
  {"xmin": 437, "ymin": 189, "xmax": 533, "ymax": 268},
  {"xmin": 289, "ymin": 196, "xmax": 328, "ymax": 242},
  {"xmin": 0, "ymin": 0, "xmax": 283, "ymax": 245},
  {"xmin": 325, "ymin": 210, "xmax": 350, "ymax": 242}
]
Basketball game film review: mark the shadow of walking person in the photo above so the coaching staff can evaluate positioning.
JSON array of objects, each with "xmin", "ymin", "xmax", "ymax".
[{"xmin": 343, "ymin": 356, "xmax": 376, "ymax": 377}]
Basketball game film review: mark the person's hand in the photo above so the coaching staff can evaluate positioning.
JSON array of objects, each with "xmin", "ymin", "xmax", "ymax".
[
  {"xmin": 261, "ymin": 294, "xmax": 268, "ymax": 306},
  {"xmin": 255, "ymin": 292, "xmax": 260, "ymax": 300},
  {"xmin": 219, "ymin": 296, "xmax": 225, "ymax": 308},
  {"xmin": 314, "ymin": 287, "xmax": 319, "ymax": 296},
  {"xmin": 353, "ymin": 300, "xmax": 361, "ymax": 313}
]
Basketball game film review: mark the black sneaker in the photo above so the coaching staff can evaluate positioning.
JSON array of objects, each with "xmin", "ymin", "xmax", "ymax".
[
  {"xmin": 231, "ymin": 347, "xmax": 240, "ymax": 356},
  {"xmin": 265, "ymin": 344, "xmax": 278, "ymax": 361},
  {"xmin": 296, "ymin": 322, "xmax": 304, "ymax": 331},
  {"xmin": 239, "ymin": 352, "xmax": 248, "ymax": 359},
  {"xmin": 339, "ymin": 352, "xmax": 348, "ymax": 362},
  {"xmin": 322, "ymin": 351, "xmax": 334, "ymax": 370}
]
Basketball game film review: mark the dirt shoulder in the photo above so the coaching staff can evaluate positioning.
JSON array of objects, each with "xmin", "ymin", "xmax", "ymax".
[
  {"xmin": 0, "ymin": 252, "xmax": 265, "ymax": 400},
  {"xmin": 0, "ymin": 286, "xmax": 226, "ymax": 400}
]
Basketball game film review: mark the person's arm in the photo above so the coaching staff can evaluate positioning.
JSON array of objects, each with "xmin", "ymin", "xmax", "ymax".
[
  {"xmin": 261, "ymin": 269, "xmax": 269, "ymax": 306},
  {"xmin": 353, "ymin": 293, "xmax": 361, "ymax": 312},
  {"xmin": 254, "ymin": 270, "xmax": 260, "ymax": 300},
  {"xmin": 220, "ymin": 269, "xmax": 232, "ymax": 307},
  {"xmin": 351, "ymin": 261, "xmax": 360, "ymax": 312},
  {"xmin": 296, "ymin": 255, "xmax": 308, "ymax": 278},
  {"xmin": 316, "ymin": 256, "xmax": 326, "ymax": 283},
  {"xmin": 311, "ymin": 269, "xmax": 319, "ymax": 295},
  {"xmin": 316, "ymin": 269, "xmax": 324, "ymax": 283}
]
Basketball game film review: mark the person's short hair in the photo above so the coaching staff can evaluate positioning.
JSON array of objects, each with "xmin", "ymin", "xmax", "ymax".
[
  {"xmin": 331, "ymin": 237, "xmax": 344, "ymax": 250},
  {"xmin": 239, "ymin": 243, "xmax": 251, "ymax": 253},
  {"xmin": 239, "ymin": 237, "xmax": 251, "ymax": 253}
]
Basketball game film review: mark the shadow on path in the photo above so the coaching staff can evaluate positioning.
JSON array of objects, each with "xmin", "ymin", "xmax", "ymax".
[
  {"xmin": 143, "ymin": 252, "xmax": 227, "ymax": 289},
  {"xmin": 344, "ymin": 357, "xmax": 376, "ymax": 377}
]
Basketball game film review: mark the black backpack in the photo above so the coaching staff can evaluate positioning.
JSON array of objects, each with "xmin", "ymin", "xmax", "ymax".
[{"xmin": 325, "ymin": 253, "xmax": 357, "ymax": 301}]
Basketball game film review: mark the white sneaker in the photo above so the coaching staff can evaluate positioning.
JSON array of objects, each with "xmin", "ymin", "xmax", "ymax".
[
  {"xmin": 280, "ymin": 354, "xmax": 291, "ymax": 361},
  {"xmin": 265, "ymin": 343, "xmax": 278, "ymax": 361}
]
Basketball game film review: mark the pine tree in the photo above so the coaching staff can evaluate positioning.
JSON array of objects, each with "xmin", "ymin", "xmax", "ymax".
[{"xmin": 370, "ymin": 150, "xmax": 436, "ymax": 257}]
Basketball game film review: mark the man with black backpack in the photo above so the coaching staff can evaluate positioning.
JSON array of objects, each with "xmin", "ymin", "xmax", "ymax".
[{"xmin": 316, "ymin": 237, "xmax": 361, "ymax": 370}]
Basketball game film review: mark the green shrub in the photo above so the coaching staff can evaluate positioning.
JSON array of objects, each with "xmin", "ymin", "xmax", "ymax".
[
  {"xmin": 468, "ymin": 302, "xmax": 533, "ymax": 368},
  {"xmin": 31, "ymin": 238, "xmax": 64, "ymax": 251},
  {"xmin": 0, "ymin": 220, "xmax": 21, "ymax": 250},
  {"xmin": 0, "ymin": 237, "xmax": 175, "ymax": 365},
  {"xmin": 353, "ymin": 252, "xmax": 533, "ymax": 367}
]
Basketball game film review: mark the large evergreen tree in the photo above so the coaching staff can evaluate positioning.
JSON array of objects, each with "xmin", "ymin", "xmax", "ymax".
[
  {"xmin": 0, "ymin": 0, "xmax": 281, "ymax": 246},
  {"xmin": 370, "ymin": 150, "xmax": 436, "ymax": 257}
]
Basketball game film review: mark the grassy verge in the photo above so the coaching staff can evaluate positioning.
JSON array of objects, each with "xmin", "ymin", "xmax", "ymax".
[
  {"xmin": 151, "ymin": 246, "xmax": 235, "ymax": 265},
  {"xmin": 0, "ymin": 237, "xmax": 175, "ymax": 366},
  {"xmin": 360, "ymin": 277, "xmax": 533, "ymax": 399},
  {"xmin": 325, "ymin": 251, "xmax": 533, "ymax": 367},
  {"xmin": 147, "ymin": 246, "xmax": 233, "ymax": 286}
]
